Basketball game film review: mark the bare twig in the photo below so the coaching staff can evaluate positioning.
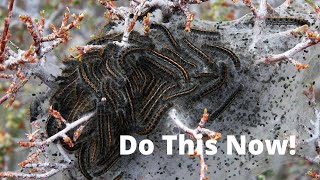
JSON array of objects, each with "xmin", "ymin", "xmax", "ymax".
[
  {"xmin": 0, "ymin": 0, "xmax": 14, "ymax": 63},
  {"xmin": 254, "ymin": 28, "xmax": 320, "ymax": 70},
  {"xmin": 169, "ymin": 108, "xmax": 221, "ymax": 180},
  {"xmin": 19, "ymin": 111, "xmax": 94, "ymax": 148},
  {"xmin": 306, "ymin": 0, "xmax": 320, "ymax": 19},
  {"xmin": 294, "ymin": 83, "xmax": 320, "ymax": 175},
  {"xmin": 97, "ymin": 0, "xmax": 125, "ymax": 19},
  {"xmin": 243, "ymin": 0, "xmax": 257, "ymax": 17},
  {"xmin": 249, "ymin": 0, "xmax": 267, "ymax": 50},
  {"xmin": 255, "ymin": 39, "xmax": 317, "ymax": 65},
  {"xmin": 70, "ymin": 44, "xmax": 105, "ymax": 58}
]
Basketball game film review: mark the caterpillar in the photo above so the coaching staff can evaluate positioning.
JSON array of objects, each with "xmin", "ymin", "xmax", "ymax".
[
  {"xmin": 164, "ymin": 84, "xmax": 198, "ymax": 100},
  {"xmin": 266, "ymin": 17, "xmax": 310, "ymax": 26},
  {"xmin": 203, "ymin": 44, "xmax": 241, "ymax": 70},
  {"xmin": 247, "ymin": 17, "xmax": 310, "ymax": 27},
  {"xmin": 191, "ymin": 62, "xmax": 228, "ymax": 101},
  {"xmin": 150, "ymin": 24, "xmax": 179, "ymax": 48},
  {"xmin": 209, "ymin": 84, "xmax": 243, "ymax": 120},
  {"xmin": 184, "ymin": 38, "xmax": 215, "ymax": 65}
]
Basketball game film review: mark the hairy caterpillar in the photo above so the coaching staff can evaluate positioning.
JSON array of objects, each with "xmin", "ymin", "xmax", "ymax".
[
  {"xmin": 265, "ymin": 17, "xmax": 310, "ymax": 26},
  {"xmin": 247, "ymin": 17, "xmax": 310, "ymax": 26}
]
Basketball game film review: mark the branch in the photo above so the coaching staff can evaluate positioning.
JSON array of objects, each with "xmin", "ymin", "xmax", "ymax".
[
  {"xmin": 0, "ymin": 169, "xmax": 63, "ymax": 179},
  {"xmin": 248, "ymin": 0, "xmax": 268, "ymax": 50},
  {"xmin": 306, "ymin": 0, "xmax": 320, "ymax": 19},
  {"xmin": 295, "ymin": 84, "xmax": 320, "ymax": 175},
  {"xmin": 306, "ymin": 169, "xmax": 320, "ymax": 179},
  {"xmin": 70, "ymin": 44, "xmax": 106, "ymax": 58},
  {"xmin": 169, "ymin": 108, "xmax": 221, "ymax": 180},
  {"xmin": 0, "ymin": 0, "xmax": 14, "ymax": 63},
  {"xmin": 0, "ymin": 7, "xmax": 84, "ymax": 106},
  {"xmin": 255, "ymin": 30, "xmax": 320, "ymax": 68},
  {"xmin": 242, "ymin": 0, "xmax": 257, "ymax": 17},
  {"xmin": 97, "ymin": 0, "xmax": 210, "ymax": 46},
  {"xmin": 19, "ymin": 110, "xmax": 94, "ymax": 148},
  {"xmin": 300, "ymin": 83, "xmax": 320, "ymax": 144},
  {"xmin": 266, "ymin": 25, "xmax": 309, "ymax": 40},
  {"xmin": 97, "ymin": 0, "xmax": 125, "ymax": 19},
  {"xmin": 0, "ymin": 109, "xmax": 95, "ymax": 179}
]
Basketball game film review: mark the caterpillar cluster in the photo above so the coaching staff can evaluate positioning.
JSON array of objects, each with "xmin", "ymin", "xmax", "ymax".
[{"xmin": 31, "ymin": 22, "xmax": 243, "ymax": 179}]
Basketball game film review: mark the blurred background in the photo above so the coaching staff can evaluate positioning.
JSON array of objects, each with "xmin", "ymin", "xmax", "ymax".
[{"xmin": 0, "ymin": 0, "xmax": 318, "ymax": 179}]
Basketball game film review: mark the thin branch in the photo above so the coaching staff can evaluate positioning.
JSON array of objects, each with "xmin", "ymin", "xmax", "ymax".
[
  {"xmin": 0, "ymin": 7, "xmax": 84, "ymax": 106},
  {"xmin": 301, "ymin": 83, "xmax": 320, "ymax": 143},
  {"xmin": 70, "ymin": 44, "xmax": 105, "ymax": 58},
  {"xmin": 266, "ymin": 25, "xmax": 309, "ymax": 40},
  {"xmin": 97, "ymin": 0, "xmax": 125, "ymax": 19},
  {"xmin": 169, "ymin": 108, "xmax": 221, "ymax": 180},
  {"xmin": 243, "ymin": 0, "xmax": 257, "ymax": 17},
  {"xmin": 0, "ymin": 111, "xmax": 94, "ymax": 179},
  {"xmin": 98, "ymin": 0, "xmax": 210, "ymax": 46},
  {"xmin": 0, "ymin": 0, "xmax": 14, "ymax": 63},
  {"xmin": 19, "ymin": 111, "xmax": 94, "ymax": 148},
  {"xmin": 255, "ymin": 39, "xmax": 317, "ymax": 65},
  {"xmin": 249, "ymin": 0, "xmax": 268, "ymax": 50}
]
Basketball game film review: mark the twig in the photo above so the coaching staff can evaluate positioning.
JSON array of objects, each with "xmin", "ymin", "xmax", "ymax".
[
  {"xmin": 301, "ymin": 83, "xmax": 320, "ymax": 143},
  {"xmin": 255, "ymin": 28, "xmax": 320, "ymax": 69},
  {"xmin": 19, "ymin": 111, "xmax": 94, "ymax": 148},
  {"xmin": 306, "ymin": 169, "xmax": 320, "ymax": 179},
  {"xmin": 249, "ymin": 0, "xmax": 268, "ymax": 50},
  {"xmin": 0, "ymin": 111, "xmax": 94, "ymax": 179},
  {"xmin": 266, "ymin": 25, "xmax": 309, "ymax": 40},
  {"xmin": 306, "ymin": 0, "xmax": 320, "ymax": 19},
  {"xmin": 0, "ymin": 0, "xmax": 14, "ymax": 63},
  {"xmin": 243, "ymin": 0, "xmax": 257, "ymax": 17},
  {"xmin": 169, "ymin": 108, "xmax": 221, "ymax": 180},
  {"xmin": 0, "ymin": 7, "xmax": 84, "ymax": 106},
  {"xmin": 0, "ymin": 168, "xmax": 64, "ymax": 179},
  {"xmin": 98, "ymin": 0, "xmax": 210, "ymax": 46},
  {"xmin": 70, "ymin": 44, "xmax": 105, "ymax": 58},
  {"xmin": 255, "ymin": 39, "xmax": 317, "ymax": 65},
  {"xmin": 97, "ymin": 0, "xmax": 125, "ymax": 19}
]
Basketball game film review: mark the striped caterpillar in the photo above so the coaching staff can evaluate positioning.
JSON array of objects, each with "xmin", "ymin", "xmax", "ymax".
[
  {"xmin": 246, "ymin": 17, "xmax": 310, "ymax": 26},
  {"xmin": 265, "ymin": 17, "xmax": 310, "ymax": 26}
]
